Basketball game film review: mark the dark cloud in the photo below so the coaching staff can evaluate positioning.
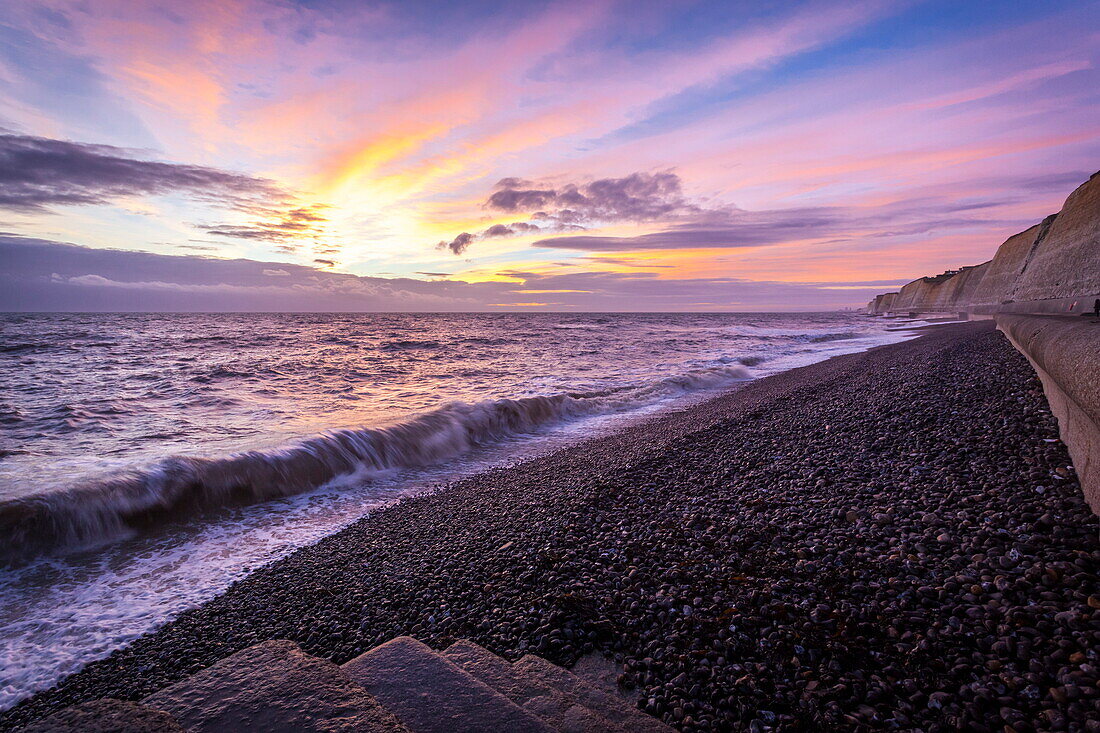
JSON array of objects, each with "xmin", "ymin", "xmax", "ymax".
[
  {"xmin": 0, "ymin": 133, "xmax": 280, "ymax": 212},
  {"xmin": 0, "ymin": 133, "xmax": 331, "ymax": 247},
  {"xmin": 437, "ymin": 171, "xmax": 708, "ymax": 255},
  {"xmin": 434, "ymin": 220, "xmax": 545, "ymax": 253},
  {"xmin": 495, "ymin": 270, "xmax": 544, "ymax": 280},
  {"xmin": 437, "ymin": 231, "xmax": 475, "ymax": 255},
  {"xmin": 483, "ymin": 224, "xmax": 512, "ymax": 237},
  {"xmin": 533, "ymin": 211, "xmax": 837, "ymax": 250},
  {"xmin": 435, "ymin": 219, "xmax": 589, "ymax": 256},
  {"xmin": 821, "ymin": 279, "xmax": 911, "ymax": 287},
  {"xmin": 487, "ymin": 187, "xmax": 559, "ymax": 212},
  {"xmin": 202, "ymin": 225, "xmax": 282, "ymax": 241},
  {"xmin": 0, "ymin": 235, "xmax": 486, "ymax": 311},
  {"xmin": 1012, "ymin": 171, "xmax": 1094, "ymax": 194},
  {"xmin": 488, "ymin": 172, "xmax": 697, "ymax": 224},
  {"xmin": 585, "ymin": 256, "xmax": 676, "ymax": 267},
  {"xmin": 313, "ymin": 258, "xmax": 336, "ymax": 267},
  {"xmin": 483, "ymin": 221, "xmax": 541, "ymax": 238}
]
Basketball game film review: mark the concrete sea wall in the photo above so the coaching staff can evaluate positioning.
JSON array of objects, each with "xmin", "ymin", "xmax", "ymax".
[
  {"xmin": 865, "ymin": 170, "xmax": 1100, "ymax": 512},
  {"xmin": 998, "ymin": 316, "xmax": 1100, "ymax": 512}
]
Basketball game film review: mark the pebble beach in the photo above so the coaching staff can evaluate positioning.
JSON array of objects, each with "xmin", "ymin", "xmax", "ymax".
[{"xmin": 4, "ymin": 321, "xmax": 1098, "ymax": 732}]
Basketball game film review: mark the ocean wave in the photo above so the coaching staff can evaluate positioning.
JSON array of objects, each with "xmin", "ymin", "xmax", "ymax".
[
  {"xmin": 459, "ymin": 337, "xmax": 516, "ymax": 346},
  {"xmin": 0, "ymin": 404, "xmax": 25, "ymax": 425},
  {"xmin": 805, "ymin": 332, "xmax": 858, "ymax": 343},
  {"xmin": 0, "ymin": 363, "xmax": 751, "ymax": 563},
  {"xmin": 0, "ymin": 342, "xmax": 50, "ymax": 354},
  {"xmin": 379, "ymin": 339, "xmax": 442, "ymax": 350},
  {"xmin": 189, "ymin": 367, "xmax": 256, "ymax": 382},
  {"xmin": 179, "ymin": 395, "xmax": 241, "ymax": 409},
  {"xmin": 32, "ymin": 403, "xmax": 130, "ymax": 433}
]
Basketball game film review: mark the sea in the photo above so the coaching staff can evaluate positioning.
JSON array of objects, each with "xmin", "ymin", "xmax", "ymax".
[{"xmin": 0, "ymin": 312, "xmax": 918, "ymax": 709}]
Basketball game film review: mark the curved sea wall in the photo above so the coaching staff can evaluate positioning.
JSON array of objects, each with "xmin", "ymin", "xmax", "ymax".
[
  {"xmin": 865, "ymin": 170, "xmax": 1100, "ymax": 511},
  {"xmin": 998, "ymin": 315, "xmax": 1100, "ymax": 512}
]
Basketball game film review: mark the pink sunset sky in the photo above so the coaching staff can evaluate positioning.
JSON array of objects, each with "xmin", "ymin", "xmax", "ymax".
[{"xmin": 1, "ymin": 0, "xmax": 1097, "ymax": 311}]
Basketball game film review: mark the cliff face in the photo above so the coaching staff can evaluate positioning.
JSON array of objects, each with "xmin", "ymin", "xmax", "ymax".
[
  {"xmin": 888, "ymin": 271, "xmax": 963, "ymax": 314},
  {"xmin": 938, "ymin": 262, "xmax": 989, "ymax": 312},
  {"xmin": 867, "ymin": 170, "xmax": 1099, "ymax": 316},
  {"xmin": 889, "ymin": 279, "xmax": 924, "ymax": 312},
  {"xmin": 1010, "ymin": 176, "xmax": 1100, "ymax": 303},
  {"xmin": 966, "ymin": 221, "xmax": 1047, "ymax": 312}
]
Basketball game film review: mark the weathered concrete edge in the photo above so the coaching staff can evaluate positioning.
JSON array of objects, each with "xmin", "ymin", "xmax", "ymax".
[{"xmin": 997, "ymin": 314, "xmax": 1100, "ymax": 514}]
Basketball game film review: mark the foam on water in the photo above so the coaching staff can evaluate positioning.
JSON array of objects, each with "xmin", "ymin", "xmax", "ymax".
[{"xmin": 0, "ymin": 312, "xmax": 919, "ymax": 709}]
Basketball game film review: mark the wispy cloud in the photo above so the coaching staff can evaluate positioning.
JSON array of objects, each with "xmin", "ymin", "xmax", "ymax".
[
  {"xmin": 438, "ymin": 170, "xmax": 1038, "ymax": 256},
  {"xmin": 1, "ymin": 234, "xmax": 908, "ymax": 312},
  {"xmin": 201, "ymin": 204, "xmax": 330, "ymax": 246},
  {"xmin": 0, "ymin": 133, "xmax": 279, "ymax": 212}
]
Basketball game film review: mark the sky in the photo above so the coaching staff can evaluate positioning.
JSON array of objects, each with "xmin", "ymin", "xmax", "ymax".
[{"xmin": 0, "ymin": 0, "xmax": 1097, "ymax": 311}]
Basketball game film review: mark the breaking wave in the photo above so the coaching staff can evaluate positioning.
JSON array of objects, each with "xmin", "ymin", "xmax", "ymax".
[
  {"xmin": 0, "ymin": 363, "xmax": 751, "ymax": 563},
  {"xmin": 805, "ymin": 331, "xmax": 858, "ymax": 343}
]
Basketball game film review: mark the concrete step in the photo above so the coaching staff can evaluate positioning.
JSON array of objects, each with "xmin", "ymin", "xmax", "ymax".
[
  {"xmin": 342, "ymin": 636, "xmax": 554, "ymax": 733},
  {"xmin": 515, "ymin": 654, "xmax": 672, "ymax": 733},
  {"xmin": 442, "ymin": 640, "xmax": 623, "ymax": 733},
  {"xmin": 143, "ymin": 640, "xmax": 408, "ymax": 733},
  {"xmin": 569, "ymin": 653, "xmax": 635, "ymax": 705},
  {"xmin": 21, "ymin": 637, "xmax": 670, "ymax": 733}
]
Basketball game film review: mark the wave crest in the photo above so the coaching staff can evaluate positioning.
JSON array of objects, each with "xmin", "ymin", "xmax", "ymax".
[{"xmin": 0, "ymin": 363, "xmax": 750, "ymax": 562}]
